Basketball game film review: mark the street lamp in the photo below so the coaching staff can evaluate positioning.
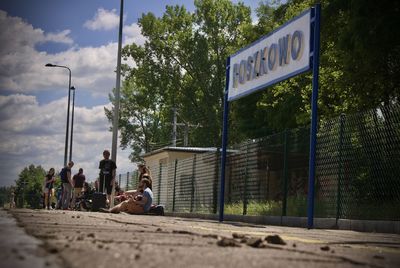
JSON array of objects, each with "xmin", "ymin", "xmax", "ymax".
[
  {"xmin": 69, "ymin": 86, "xmax": 76, "ymax": 162},
  {"xmin": 45, "ymin": 63, "xmax": 72, "ymax": 167}
]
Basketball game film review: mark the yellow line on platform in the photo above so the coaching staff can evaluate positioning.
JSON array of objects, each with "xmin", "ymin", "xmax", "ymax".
[{"xmin": 188, "ymin": 225, "xmax": 325, "ymax": 244}]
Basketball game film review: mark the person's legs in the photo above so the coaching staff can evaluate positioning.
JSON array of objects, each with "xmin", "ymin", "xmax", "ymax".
[
  {"xmin": 44, "ymin": 188, "xmax": 49, "ymax": 209},
  {"xmin": 124, "ymin": 199, "xmax": 145, "ymax": 214},
  {"xmin": 71, "ymin": 187, "xmax": 82, "ymax": 209},
  {"xmin": 50, "ymin": 188, "xmax": 56, "ymax": 208},
  {"xmin": 109, "ymin": 200, "xmax": 127, "ymax": 213},
  {"xmin": 62, "ymin": 183, "xmax": 72, "ymax": 209},
  {"xmin": 105, "ymin": 177, "xmax": 113, "ymax": 207},
  {"xmin": 99, "ymin": 176, "xmax": 104, "ymax": 193}
]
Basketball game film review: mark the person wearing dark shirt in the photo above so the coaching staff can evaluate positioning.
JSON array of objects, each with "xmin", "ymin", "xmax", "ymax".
[
  {"xmin": 98, "ymin": 150, "xmax": 117, "ymax": 206},
  {"xmin": 43, "ymin": 168, "xmax": 55, "ymax": 210},
  {"xmin": 60, "ymin": 161, "xmax": 74, "ymax": 210},
  {"xmin": 72, "ymin": 168, "xmax": 86, "ymax": 209}
]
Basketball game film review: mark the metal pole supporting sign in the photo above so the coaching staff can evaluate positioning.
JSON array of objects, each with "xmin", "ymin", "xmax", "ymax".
[
  {"xmin": 307, "ymin": 3, "xmax": 321, "ymax": 229},
  {"xmin": 219, "ymin": 57, "xmax": 230, "ymax": 222}
]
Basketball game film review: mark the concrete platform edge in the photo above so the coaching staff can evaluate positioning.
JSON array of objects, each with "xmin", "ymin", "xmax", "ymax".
[{"xmin": 165, "ymin": 212, "xmax": 400, "ymax": 234}]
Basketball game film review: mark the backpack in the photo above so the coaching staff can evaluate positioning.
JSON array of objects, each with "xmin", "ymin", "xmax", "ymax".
[
  {"xmin": 149, "ymin": 205, "xmax": 165, "ymax": 216},
  {"xmin": 60, "ymin": 167, "xmax": 68, "ymax": 183}
]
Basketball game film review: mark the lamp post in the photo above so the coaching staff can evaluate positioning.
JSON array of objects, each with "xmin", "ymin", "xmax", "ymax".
[
  {"xmin": 69, "ymin": 86, "xmax": 76, "ymax": 162},
  {"xmin": 111, "ymin": 0, "xmax": 124, "ymax": 162},
  {"xmin": 45, "ymin": 63, "xmax": 72, "ymax": 167}
]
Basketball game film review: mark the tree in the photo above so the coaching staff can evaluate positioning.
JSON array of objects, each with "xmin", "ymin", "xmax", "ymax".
[
  {"xmin": 107, "ymin": 0, "xmax": 253, "ymax": 161},
  {"xmin": 232, "ymin": 0, "xmax": 400, "ymax": 139},
  {"xmin": 0, "ymin": 186, "xmax": 13, "ymax": 208},
  {"xmin": 14, "ymin": 165, "xmax": 46, "ymax": 208},
  {"xmin": 108, "ymin": 0, "xmax": 400, "ymax": 160}
]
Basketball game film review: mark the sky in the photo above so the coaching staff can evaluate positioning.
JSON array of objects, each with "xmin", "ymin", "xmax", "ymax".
[{"xmin": 0, "ymin": 0, "xmax": 261, "ymax": 187}]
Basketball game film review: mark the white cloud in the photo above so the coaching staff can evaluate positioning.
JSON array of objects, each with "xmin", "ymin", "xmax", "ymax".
[
  {"xmin": 44, "ymin": 29, "xmax": 73, "ymax": 45},
  {"xmin": 84, "ymin": 8, "xmax": 121, "ymax": 31},
  {"xmin": 124, "ymin": 23, "xmax": 147, "ymax": 46},
  {"xmin": 0, "ymin": 94, "xmax": 133, "ymax": 186},
  {"xmin": 0, "ymin": 11, "xmax": 137, "ymax": 186},
  {"xmin": 0, "ymin": 10, "xmax": 73, "ymax": 57},
  {"xmin": 0, "ymin": 10, "xmax": 137, "ymax": 98}
]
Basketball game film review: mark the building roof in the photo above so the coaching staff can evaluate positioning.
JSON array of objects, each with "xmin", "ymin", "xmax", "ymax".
[{"xmin": 141, "ymin": 146, "xmax": 223, "ymax": 158}]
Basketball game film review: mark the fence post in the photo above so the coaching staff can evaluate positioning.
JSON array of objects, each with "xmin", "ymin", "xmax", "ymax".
[
  {"xmin": 158, "ymin": 163, "xmax": 162, "ymax": 205},
  {"xmin": 213, "ymin": 149, "xmax": 220, "ymax": 214},
  {"xmin": 243, "ymin": 142, "xmax": 249, "ymax": 215},
  {"xmin": 190, "ymin": 155, "xmax": 197, "ymax": 213},
  {"xmin": 282, "ymin": 129, "xmax": 289, "ymax": 217},
  {"xmin": 123, "ymin": 174, "xmax": 127, "ymax": 191},
  {"xmin": 336, "ymin": 114, "xmax": 345, "ymax": 225},
  {"xmin": 127, "ymin": 172, "xmax": 130, "ymax": 189},
  {"xmin": 172, "ymin": 159, "xmax": 178, "ymax": 212}
]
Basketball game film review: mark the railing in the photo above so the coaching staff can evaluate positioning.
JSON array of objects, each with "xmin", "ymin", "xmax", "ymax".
[{"xmin": 149, "ymin": 103, "xmax": 400, "ymax": 221}]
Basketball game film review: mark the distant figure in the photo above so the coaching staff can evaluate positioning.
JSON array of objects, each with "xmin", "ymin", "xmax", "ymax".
[
  {"xmin": 10, "ymin": 190, "xmax": 16, "ymax": 209},
  {"xmin": 138, "ymin": 163, "xmax": 153, "ymax": 189},
  {"xmin": 60, "ymin": 161, "xmax": 74, "ymax": 210},
  {"xmin": 72, "ymin": 168, "xmax": 86, "ymax": 209},
  {"xmin": 101, "ymin": 178, "xmax": 153, "ymax": 214},
  {"xmin": 44, "ymin": 168, "xmax": 55, "ymax": 210},
  {"xmin": 98, "ymin": 150, "xmax": 117, "ymax": 205}
]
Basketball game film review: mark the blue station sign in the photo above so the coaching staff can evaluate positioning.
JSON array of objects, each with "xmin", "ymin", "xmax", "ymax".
[{"xmin": 228, "ymin": 10, "xmax": 311, "ymax": 101}]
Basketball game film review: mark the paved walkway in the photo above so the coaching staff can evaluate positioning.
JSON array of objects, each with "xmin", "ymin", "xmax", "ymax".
[
  {"xmin": 2, "ymin": 208, "xmax": 400, "ymax": 267},
  {"xmin": 0, "ymin": 209, "xmax": 61, "ymax": 268}
]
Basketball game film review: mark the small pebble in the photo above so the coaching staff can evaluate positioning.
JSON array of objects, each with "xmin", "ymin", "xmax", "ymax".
[
  {"xmin": 373, "ymin": 255, "xmax": 385, "ymax": 260},
  {"xmin": 246, "ymin": 237, "xmax": 264, "ymax": 248},
  {"xmin": 320, "ymin": 246, "xmax": 330, "ymax": 251},
  {"xmin": 217, "ymin": 237, "xmax": 241, "ymax": 247},
  {"xmin": 232, "ymin": 233, "xmax": 246, "ymax": 239},
  {"xmin": 48, "ymin": 248, "xmax": 58, "ymax": 254},
  {"xmin": 265, "ymin": 235, "xmax": 286, "ymax": 245}
]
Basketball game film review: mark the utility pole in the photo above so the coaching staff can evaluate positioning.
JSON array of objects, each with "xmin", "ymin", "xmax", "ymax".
[
  {"xmin": 184, "ymin": 122, "xmax": 189, "ymax": 147},
  {"xmin": 111, "ymin": 0, "xmax": 124, "ymax": 162},
  {"xmin": 172, "ymin": 107, "xmax": 177, "ymax": 147},
  {"xmin": 170, "ymin": 107, "xmax": 202, "ymax": 147}
]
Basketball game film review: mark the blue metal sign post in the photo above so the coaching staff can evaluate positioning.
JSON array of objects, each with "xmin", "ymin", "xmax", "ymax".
[
  {"xmin": 219, "ymin": 57, "xmax": 230, "ymax": 222},
  {"xmin": 219, "ymin": 5, "xmax": 320, "ymax": 225},
  {"xmin": 307, "ymin": 3, "xmax": 321, "ymax": 229}
]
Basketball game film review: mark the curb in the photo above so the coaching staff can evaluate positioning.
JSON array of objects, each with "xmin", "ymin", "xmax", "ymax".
[{"xmin": 165, "ymin": 212, "xmax": 400, "ymax": 234}]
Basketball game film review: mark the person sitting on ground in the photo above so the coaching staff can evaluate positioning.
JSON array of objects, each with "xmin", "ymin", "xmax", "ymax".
[
  {"xmin": 116, "ymin": 174, "xmax": 152, "ymax": 202},
  {"xmin": 101, "ymin": 178, "xmax": 153, "ymax": 214}
]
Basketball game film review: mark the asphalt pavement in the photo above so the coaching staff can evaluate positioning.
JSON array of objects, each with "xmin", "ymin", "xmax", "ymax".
[{"xmin": 2, "ymin": 208, "xmax": 400, "ymax": 268}]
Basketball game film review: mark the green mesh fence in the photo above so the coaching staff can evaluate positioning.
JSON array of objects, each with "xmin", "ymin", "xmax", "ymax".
[
  {"xmin": 117, "ymin": 171, "xmax": 138, "ymax": 192},
  {"xmin": 148, "ymin": 103, "xmax": 399, "ymax": 221},
  {"xmin": 316, "ymin": 103, "xmax": 400, "ymax": 220}
]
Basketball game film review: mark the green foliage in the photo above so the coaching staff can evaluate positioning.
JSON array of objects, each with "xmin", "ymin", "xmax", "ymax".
[
  {"xmin": 109, "ymin": 0, "xmax": 399, "ymax": 160},
  {"xmin": 108, "ymin": 0, "xmax": 252, "ymax": 161},
  {"xmin": 14, "ymin": 164, "xmax": 46, "ymax": 208},
  {"xmin": 0, "ymin": 186, "xmax": 13, "ymax": 208}
]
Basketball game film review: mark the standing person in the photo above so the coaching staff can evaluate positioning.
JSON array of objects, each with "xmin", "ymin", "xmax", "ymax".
[
  {"xmin": 43, "ymin": 168, "xmax": 55, "ymax": 210},
  {"xmin": 72, "ymin": 168, "xmax": 86, "ymax": 209},
  {"xmin": 60, "ymin": 161, "xmax": 74, "ymax": 210},
  {"xmin": 10, "ymin": 190, "xmax": 16, "ymax": 209},
  {"xmin": 98, "ymin": 150, "xmax": 117, "ymax": 206}
]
